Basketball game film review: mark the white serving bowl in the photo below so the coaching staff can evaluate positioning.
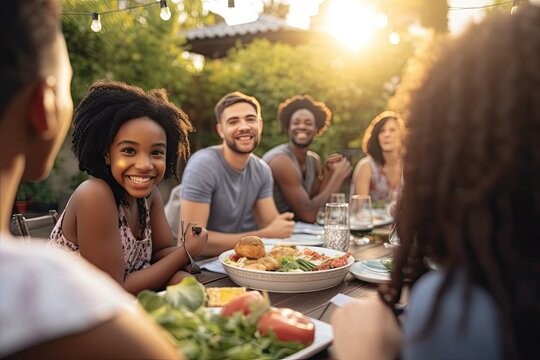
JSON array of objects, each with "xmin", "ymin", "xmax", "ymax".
[{"xmin": 219, "ymin": 246, "xmax": 354, "ymax": 293}]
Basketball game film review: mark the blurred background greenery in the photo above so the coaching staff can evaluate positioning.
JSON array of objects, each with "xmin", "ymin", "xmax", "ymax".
[{"xmin": 17, "ymin": 0, "xmax": 492, "ymax": 211}]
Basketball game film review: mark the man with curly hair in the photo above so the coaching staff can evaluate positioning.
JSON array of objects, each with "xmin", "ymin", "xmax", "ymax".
[{"xmin": 262, "ymin": 95, "xmax": 351, "ymax": 223}]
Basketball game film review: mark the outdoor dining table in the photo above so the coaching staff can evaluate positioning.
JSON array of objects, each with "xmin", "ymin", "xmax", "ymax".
[{"xmin": 192, "ymin": 239, "xmax": 394, "ymax": 359}]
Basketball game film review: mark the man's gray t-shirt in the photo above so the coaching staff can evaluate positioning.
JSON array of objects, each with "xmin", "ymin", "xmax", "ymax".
[{"xmin": 181, "ymin": 145, "xmax": 273, "ymax": 233}]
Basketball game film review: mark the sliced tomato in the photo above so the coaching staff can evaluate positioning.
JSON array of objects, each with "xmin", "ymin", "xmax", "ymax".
[
  {"xmin": 258, "ymin": 308, "xmax": 315, "ymax": 345},
  {"xmin": 229, "ymin": 254, "xmax": 241, "ymax": 262},
  {"xmin": 221, "ymin": 291, "xmax": 263, "ymax": 316}
]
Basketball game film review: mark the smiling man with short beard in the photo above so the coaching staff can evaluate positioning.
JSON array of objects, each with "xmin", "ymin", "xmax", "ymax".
[
  {"xmin": 167, "ymin": 92, "xmax": 295, "ymax": 257},
  {"xmin": 262, "ymin": 95, "xmax": 351, "ymax": 224}
]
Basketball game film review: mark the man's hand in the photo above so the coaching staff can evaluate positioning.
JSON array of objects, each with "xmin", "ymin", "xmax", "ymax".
[
  {"xmin": 325, "ymin": 157, "xmax": 351, "ymax": 181},
  {"xmin": 263, "ymin": 212, "xmax": 295, "ymax": 238},
  {"xmin": 324, "ymin": 153, "xmax": 344, "ymax": 167}
]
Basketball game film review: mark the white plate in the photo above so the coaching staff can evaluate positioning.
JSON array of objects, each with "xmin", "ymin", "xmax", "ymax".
[
  {"xmin": 219, "ymin": 246, "xmax": 354, "ymax": 293},
  {"xmin": 263, "ymin": 234, "xmax": 324, "ymax": 246},
  {"xmin": 286, "ymin": 318, "xmax": 333, "ymax": 359},
  {"xmin": 207, "ymin": 307, "xmax": 333, "ymax": 360},
  {"xmin": 350, "ymin": 260, "xmax": 391, "ymax": 284}
]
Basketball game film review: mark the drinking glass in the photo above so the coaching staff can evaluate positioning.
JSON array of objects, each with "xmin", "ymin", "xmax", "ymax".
[
  {"xmin": 349, "ymin": 195, "xmax": 374, "ymax": 245},
  {"xmin": 330, "ymin": 192, "xmax": 346, "ymax": 203},
  {"xmin": 324, "ymin": 203, "xmax": 350, "ymax": 251}
]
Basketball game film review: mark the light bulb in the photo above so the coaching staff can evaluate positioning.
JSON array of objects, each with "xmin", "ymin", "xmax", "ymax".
[
  {"xmin": 91, "ymin": 13, "xmax": 102, "ymax": 32},
  {"xmin": 389, "ymin": 32, "xmax": 400, "ymax": 45},
  {"xmin": 511, "ymin": 0, "xmax": 520, "ymax": 15},
  {"xmin": 160, "ymin": 0, "xmax": 171, "ymax": 21},
  {"xmin": 375, "ymin": 13, "xmax": 388, "ymax": 29}
]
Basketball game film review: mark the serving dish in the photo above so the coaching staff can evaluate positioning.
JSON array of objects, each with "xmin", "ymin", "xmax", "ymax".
[{"xmin": 219, "ymin": 246, "xmax": 354, "ymax": 293}]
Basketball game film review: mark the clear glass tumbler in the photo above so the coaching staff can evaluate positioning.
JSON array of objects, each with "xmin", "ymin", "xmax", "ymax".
[{"xmin": 324, "ymin": 202, "xmax": 350, "ymax": 251}]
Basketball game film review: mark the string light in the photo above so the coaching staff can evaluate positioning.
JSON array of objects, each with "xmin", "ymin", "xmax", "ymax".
[
  {"xmin": 160, "ymin": 0, "xmax": 172, "ymax": 21},
  {"xmin": 90, "ymin": 13, "xmax": 102, "ymax": 32},
  {"xmin": 388, "ymin": 31, "xmax": 400, "ymax": 45},
  {"xmin": 511, "ymin": 0, "xmax": 520, "ymax": 14},
  {"xmin": 374, "ymin": 13, "xmax": 388, "ymax": 29},
  {"xmin": 448, "ymin": 1, "xmax": 513, "ymax": 10},
  {"xmin": 63, "ymin": 1, "xmax": 168, "ymax": 32}
]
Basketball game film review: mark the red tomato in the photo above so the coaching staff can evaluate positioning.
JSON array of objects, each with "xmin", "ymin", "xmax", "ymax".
[
  {"xmin": 221, "ymin": 291, "xmax": 263, "ymax": 316},
  {"xmin": 258, "ymin": 308, "xmax": 315, "ymax": 345},
  {"xmin": 229, "ymin": 254, "xmax": 240, "ymax": 262}
]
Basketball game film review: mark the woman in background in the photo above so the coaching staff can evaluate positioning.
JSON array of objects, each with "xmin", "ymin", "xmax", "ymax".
[{"xmin": 350, "ymin": 111, "xmax": 404, "ymax": 208}]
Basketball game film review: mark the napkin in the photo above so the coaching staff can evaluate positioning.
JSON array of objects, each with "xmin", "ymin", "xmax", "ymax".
[
  {"xmin": 201, "ymin": 259, "xmax": 227, "ymax": 274},
  {"xmin": 294, "ymin": 222, "xmax": 324, "ymax": 235},
  {"xmin": 329, "ymin": 293, "xmax": 354, "ymax": 307}
]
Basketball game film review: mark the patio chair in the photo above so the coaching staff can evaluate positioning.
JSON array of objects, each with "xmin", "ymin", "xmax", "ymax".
[{"xmin": 10, "ymin": 210, "xmax": 59, "ymax": 240}]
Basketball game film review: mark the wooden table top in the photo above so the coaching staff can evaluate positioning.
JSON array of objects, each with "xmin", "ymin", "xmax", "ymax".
[{"xmin": 193, "ymin": 240, "xmax": 394, "ymax": 359}]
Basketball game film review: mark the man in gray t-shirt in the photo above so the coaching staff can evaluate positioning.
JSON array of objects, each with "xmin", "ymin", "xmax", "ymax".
[{"xmin": 177, "ymin": 92, "xmax": 294, "ymax": 257}]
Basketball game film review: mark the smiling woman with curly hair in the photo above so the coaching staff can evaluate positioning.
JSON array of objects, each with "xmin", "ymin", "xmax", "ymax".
[
  {"xmin": 331, "ymin": 4, "xmax": 540, "ymax": 360},
  {"xmin": 48, "ymin": 81, "xmax": 208, "ymax": 295}
]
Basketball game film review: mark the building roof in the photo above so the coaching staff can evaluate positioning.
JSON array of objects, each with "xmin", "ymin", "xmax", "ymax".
[{"xmin": 182, "ymin": 14, "xmax": 311, "ymax": 58}]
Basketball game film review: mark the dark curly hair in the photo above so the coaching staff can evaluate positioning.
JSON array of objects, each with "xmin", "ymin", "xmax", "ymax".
[
  {"xmin": 361, "ymin": 111, "xmax": 404, "ymax": 166},
  {"xmin": 0, "ymin": 0, "xmax": 60, "ymax": 118},
  {"xmin": 278, "ymin": 95, "xmax": 332, "ymax": 136},
  {"xmin": 72, "ymin": 81, "xmax": 194, "ymax": 231},
  {"xmin": 381, "ymin": 6, "xmax": 540, "ymax": 359}
]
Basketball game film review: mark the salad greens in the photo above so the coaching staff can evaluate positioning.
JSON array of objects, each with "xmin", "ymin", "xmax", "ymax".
[{"xmin": 137, "ymin": 278, "xmax": 305, "ymax": 360}]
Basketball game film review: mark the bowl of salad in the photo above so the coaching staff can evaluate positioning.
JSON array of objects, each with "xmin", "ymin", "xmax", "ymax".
[{"xmin": 219, "ymin": 244, "xmax": 354, "ymax": 293}]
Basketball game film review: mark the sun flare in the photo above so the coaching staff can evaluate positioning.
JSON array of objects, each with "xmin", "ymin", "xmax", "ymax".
[{"xmin": 322, "ymin": 0, "xmax": 377, "ymax": 51}]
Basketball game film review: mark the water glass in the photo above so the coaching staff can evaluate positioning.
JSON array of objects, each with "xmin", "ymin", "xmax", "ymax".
[{"xmin": 324, "ymin": 203, "xmax": 350, "ymax": 251}]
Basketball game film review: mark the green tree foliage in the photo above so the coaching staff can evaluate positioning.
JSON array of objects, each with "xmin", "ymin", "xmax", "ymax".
[
  {"xmin": 62, "ymin": 0, "xmax": 218, "ymax": 106},
  {"xmin": 197, "ymin": 37, "xmax": 414, "ymax": 163}
]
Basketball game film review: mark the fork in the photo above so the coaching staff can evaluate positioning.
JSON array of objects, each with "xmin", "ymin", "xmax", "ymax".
[{"xmin": 180, "ymin": 220, "xmax": 201, "ymax": 274}]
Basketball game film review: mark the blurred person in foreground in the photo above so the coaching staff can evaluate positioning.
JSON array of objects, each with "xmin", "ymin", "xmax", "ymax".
[
  {"xmin": 262, "ymin": 95, "xmax": 351, "ymax": 223},
  {"xmin": 332, "ymin": 5, "xmax": 540, "ymax": 360},
  {"xmin": 0, "ymin": 1, "xmax": 182, "ymax": 358}
]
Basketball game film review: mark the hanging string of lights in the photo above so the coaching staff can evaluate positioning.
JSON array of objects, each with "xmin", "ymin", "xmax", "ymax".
[
  {"xmin": 448, "ymin": 1, "xmax": 514, "ymax": 11},
  {"xmin": 62, "ymin": 0, "xmax": 172, "ymax": 32},
  {"xmin": 63, "ymin": 0, "xmax": 521, "ymax": 35}
]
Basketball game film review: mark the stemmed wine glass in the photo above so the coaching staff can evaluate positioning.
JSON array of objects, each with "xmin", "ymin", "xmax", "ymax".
[{"xmin": 349, "ymin": 195, "xmax": 374, "ymax": 245}]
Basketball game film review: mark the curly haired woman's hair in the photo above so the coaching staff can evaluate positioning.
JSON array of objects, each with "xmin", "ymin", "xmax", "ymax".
[
  {"xmin": 278, "ymin": 95, "xmax": 332, "ymax": 136},
  {"xmin": 361, "ymin": 111, "xmax": 404, "ymax": 166},
  {"xmin": 380, "ymin": 6, "xmax": 540, "ymax": 359},
  {"xmin": 72, "ymin": 81, "xmax": 194, "ymax": 230}
]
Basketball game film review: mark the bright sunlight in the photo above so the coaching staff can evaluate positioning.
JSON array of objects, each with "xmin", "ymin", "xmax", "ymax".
[{"xmin": 320, "ymin": 0, "xmax": 378, "ymax": 51}]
